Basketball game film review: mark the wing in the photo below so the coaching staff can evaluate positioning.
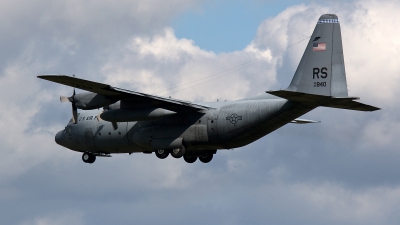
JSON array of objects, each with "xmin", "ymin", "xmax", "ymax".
[{"xmin": 38, "ymin": 75, "xmax": 213, "ymax": 112}]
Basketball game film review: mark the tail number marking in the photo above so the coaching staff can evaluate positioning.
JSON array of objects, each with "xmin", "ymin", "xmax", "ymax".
[
  {"xmin": 313, "ymin": 67, "xmax": 328, "ymax": 79},
  {"xmin": 314, "ymin": 82, "xmax": 326, "ymax": 87}
]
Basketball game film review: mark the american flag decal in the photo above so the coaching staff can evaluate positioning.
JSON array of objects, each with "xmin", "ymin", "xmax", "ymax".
[{"xmin": 313, "ymin": 43, "xmax": 326, "ymax": 52}]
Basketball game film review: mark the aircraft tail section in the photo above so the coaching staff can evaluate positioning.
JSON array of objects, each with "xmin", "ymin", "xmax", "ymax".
[
  {"xmin": 287, "ymin": 14, "xmax": 347, "ymax": 97},
  {"xmin": 268, "ymin": 14, "xmax": 379, "ymax": 112}
]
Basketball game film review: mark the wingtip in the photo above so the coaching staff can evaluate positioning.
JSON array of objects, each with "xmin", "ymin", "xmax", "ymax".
[{"xmin": 37, "ymin": 74, "xmax": 60, "ymax": 79}]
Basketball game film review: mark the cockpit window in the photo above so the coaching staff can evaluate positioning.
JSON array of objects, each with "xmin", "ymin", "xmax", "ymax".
[
  {"xmin": 69, "ymin": 113, "xmax": 80, "ymax": 123},
  {"xmin": 64, "ymin": 126, "xmax": 71, "ymax": 133}
]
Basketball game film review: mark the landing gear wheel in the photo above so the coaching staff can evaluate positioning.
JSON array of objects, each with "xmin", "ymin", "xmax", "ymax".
[
  {"xmin": 155, "ymin": 149, "xmax": 169, "ymax": 159},
  {"xmin": 82, "ymin": 152, "xmax": 96, "ymax": 164},
  {"xmin": 170, "ymin": 146, "xmax": 186, "ymax": 158},
  {"xmin": 183, "ymin": 154, "xmax": 197, "ymax": 163},
  {"xmin": 199, "ymin": 153, "xmax": 213, "ymax": 163}
]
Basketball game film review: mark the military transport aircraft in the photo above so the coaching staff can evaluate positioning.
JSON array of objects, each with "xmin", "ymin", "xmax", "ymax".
[{"xmin": 38, "ymin": 14, "xmax": 379, "ymax": 164}]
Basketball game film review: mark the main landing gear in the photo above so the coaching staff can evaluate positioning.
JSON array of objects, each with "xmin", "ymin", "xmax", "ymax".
[
  {"xmin": 198, "ymin": 153, "xmax": 213, "ymax": 163},
  {"xmin": 155, "ymin": 146, "xmax": 186, "ymax": 159},
  {"xmin": 170, "ymin": 145, "xmax": 186, "ymax": 158},
  {"xmin": 183, "ymin": 154, "xmax": 197, "ymax": 163},
  {"xmin": 155, "ymin": 148, "xmax": 214, "ymax": 163},
  {"xmin": 155, "ymin": 149, "xmax": 169, "ymax": 159},
  {"xmin": 82, "ymin": 152, "xmax": 96, "ymax": 164},
  {"xmin": 182, "ymin": 152, "xmax": 213, "ymax": 163}
]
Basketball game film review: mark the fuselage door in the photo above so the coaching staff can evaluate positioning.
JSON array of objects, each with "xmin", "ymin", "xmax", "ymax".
[
  {"xmin": 85, "ymin": 128, "xmax": 95, "ymax": 150},
  {"xmin": 195, "ymin": 125, "xmax": 208, "ymax": 142},
  {"xmin": 70, "ymin": 123, "xmax": 81, "ymax": 144},
  {"xmin": 207, "ymin": 113, "xmax": 219, "ymax": 143}
]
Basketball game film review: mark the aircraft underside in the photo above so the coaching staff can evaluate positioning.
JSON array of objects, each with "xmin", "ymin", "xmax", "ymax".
[{"xmin": 56, "ymin": 99, "xmax": 311, "ymax": 164}]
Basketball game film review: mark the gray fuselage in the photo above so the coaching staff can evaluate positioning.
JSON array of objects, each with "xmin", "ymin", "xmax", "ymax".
[{"xmin": 55, "ymin": 95, "xmax": 313, "ymax": 154}]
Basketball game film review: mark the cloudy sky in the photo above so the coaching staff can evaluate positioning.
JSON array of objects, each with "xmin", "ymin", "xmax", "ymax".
[{"xmin": 1, "ymin": 0, "xmax": 400, "ymax": 224}]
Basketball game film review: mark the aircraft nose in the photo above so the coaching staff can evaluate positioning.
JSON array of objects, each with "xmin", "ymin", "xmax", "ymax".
[{"xmin": 55, "ymin": 130, "xmax": 65, "ymax": 146}]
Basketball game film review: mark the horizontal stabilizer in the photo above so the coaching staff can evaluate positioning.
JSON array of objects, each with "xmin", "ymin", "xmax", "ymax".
[
  {"xmin": 290, "ymin": 119, "xmax": 320, "ymax": 124},
  {"xmin": 267, "ymin": 90, "xmax": 380, "ymax": 112}
]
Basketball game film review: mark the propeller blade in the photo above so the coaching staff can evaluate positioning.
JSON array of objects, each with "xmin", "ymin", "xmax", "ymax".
[
  {"xmin": 72, "ymin": 104, "xmax": 78, "ymax": 124},
  {"xmin": 60, "ymin": 96, "xmax": 70, "ymax": 103},
  {"xmin": 71, "ymin": 87, "xmax": 77, "ymax": 123}
]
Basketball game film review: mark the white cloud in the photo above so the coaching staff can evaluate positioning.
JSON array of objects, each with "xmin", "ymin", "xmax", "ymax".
[
  {"xmin": 20, "ymin": 211, "xmax": 85, "ymax": 225},
  {"xmin": 100, "ymin": 27, "xmax": 276, "ymax": 102},
  {"xmin": 339, "ymin": 1, "xmax": 400, "ymax": 105},
  {"xmin": 278, "ymin": 182, "xmax": 400, "ymax": 224}
]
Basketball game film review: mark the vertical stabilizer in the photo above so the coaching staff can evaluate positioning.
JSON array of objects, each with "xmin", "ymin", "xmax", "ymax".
[{"xmin": 286, "ymin": 14, "xmax": 348, "ymax": 97}]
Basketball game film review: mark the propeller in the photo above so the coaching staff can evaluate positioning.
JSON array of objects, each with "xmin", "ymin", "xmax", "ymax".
[{"xmin": 60, "ymin": 88, "xmax": 78, "ymax": 124}]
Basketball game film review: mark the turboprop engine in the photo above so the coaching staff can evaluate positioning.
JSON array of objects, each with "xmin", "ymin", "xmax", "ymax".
[
  {"xmin": 66, "ymin": 92, "xmax": 116, "ymax": 110},
  {"xmin": 60, "ymin": 91, "xmax": 117, "ymax": 123}
]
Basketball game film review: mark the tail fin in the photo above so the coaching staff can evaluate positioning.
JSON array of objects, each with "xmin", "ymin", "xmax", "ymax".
[
  {"xmin": 268, "ymin": 14, "xmax": 380, "ymax": 112},
  {"xmin": 287, "ymin": 14, "xmax": 348, "ymax": 97}
]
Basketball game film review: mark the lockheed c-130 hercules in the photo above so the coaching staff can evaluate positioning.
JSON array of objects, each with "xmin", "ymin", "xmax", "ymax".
[{"xmin": 38, "ymin": 14, "xmax": 379, "ymax": 164}]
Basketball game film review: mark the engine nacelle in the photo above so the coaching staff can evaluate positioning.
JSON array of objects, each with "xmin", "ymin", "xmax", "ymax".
[
  {"xmin": 74, "ymin": 92, "xmax": 116, "ymax": 110},
  {"xmin": 100, "ymin": 107, "xmax": 176, "ymax": 122}
]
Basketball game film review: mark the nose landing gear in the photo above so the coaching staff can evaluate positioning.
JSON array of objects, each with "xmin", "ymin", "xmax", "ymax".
[{"xmin": 82, "ymin": 152, "xmax": 96, "ymax": 164}]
